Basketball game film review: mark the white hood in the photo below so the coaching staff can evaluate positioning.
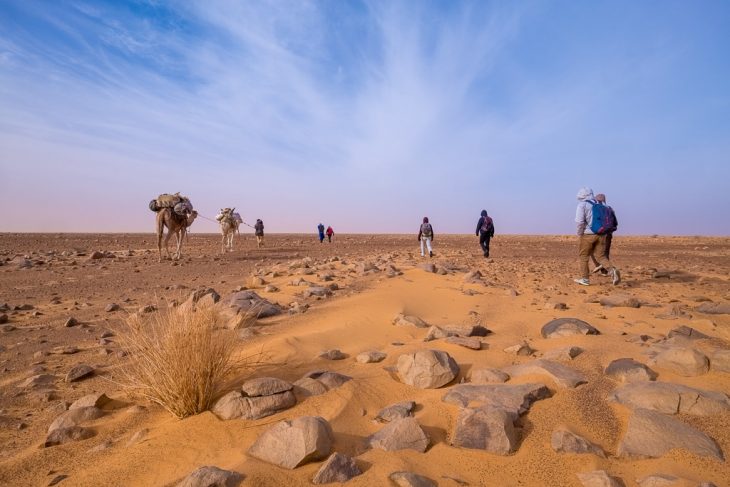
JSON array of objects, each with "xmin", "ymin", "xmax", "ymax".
[{"xmin": 576, "ymin": 187, "xmax": 594, "ymax": 201}]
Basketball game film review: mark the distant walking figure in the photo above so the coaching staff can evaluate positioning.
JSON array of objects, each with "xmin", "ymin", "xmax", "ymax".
[
  {"xmin": 590, "ymin": 194, "xmax": 617, "ymax": 275},
  {"xmin": 418, "ymin": 217, "xmax": 434, "ymax": 258},
  {"xmin": 574, "ymin": 187, "xmax": 620, "ymax": 286},
  {"xmin": 317, "ymin": 223, "xmax": 325, "ymax": 243},
  {"xmin": 254, "ymin": 219, "xmax": 265, "ymax": 248},
  {"xmin": 475, "ymin": 210, "xmax": 495, "ymax": 257},
  {"xmin": 326, "ymin": 226, "xmax": 334, "ymax": 243}
]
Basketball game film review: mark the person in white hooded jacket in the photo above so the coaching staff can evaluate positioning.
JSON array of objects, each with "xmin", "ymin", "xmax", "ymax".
[{"xmin": 574, "ymin": 187, "xmax": 620, "ymax": 286}]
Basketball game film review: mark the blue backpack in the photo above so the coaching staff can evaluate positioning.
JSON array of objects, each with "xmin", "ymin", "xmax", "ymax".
[{"xmin": 589, "ymin": 201, "xmax": 617, "ymax": 235}]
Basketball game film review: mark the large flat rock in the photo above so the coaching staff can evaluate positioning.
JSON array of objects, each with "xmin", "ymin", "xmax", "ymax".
[
  {"xmin": 369, "ymin": 417, "xmax": 429, "ymax": 452},
  {"xmin": 541, "ymin": 318, "xmax": 600, "ymax": 338},
  {"xmin": 248, "ymin": 416, "xmax": 333, "ymax": 469},
  {"xmin": 617, "ymin": 408, "xmax": 723, "ymax": 460},
  {"xmin": 502, "ymin": 359, "xmax": 587, "ymax": 388},
  {"xmin": 397, "ymin": 349, "xmax": 459, "ymax": 389},
  {"xmin": 609, "ymin": 382, "xmax": 729, "ymax": 415},
  {"xmin": 451, "ymin": 406, "xmax": 518, "ymax": 455},
  {"xmin": 442, "ymin": 383, "xmax": 551, "ymax": 416}
]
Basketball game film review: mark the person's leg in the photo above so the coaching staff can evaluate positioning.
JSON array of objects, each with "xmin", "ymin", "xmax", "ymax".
[
  {"xmin": 483, "ymin": 236, "xmax": 490, "ymax": 257},
  {"xmin": 578, "ymin": 235, "xmax": 596, "ymax": 280},
  {"xmin": 594, "ymin": 234, "xmax": 620, "ymax": 284},
  {"xmin": 479, "ymin": 233, "xmax": 487, "ymax": 256},
  {"xmin": 420, "ymin": 237, "xmax": 425, "ymax": 256},
  {"xmin": 605, "ymin": 233, "xmax": 613, "ymax": 260},
  {"xmin": 426, "ymin": 237, "xmax": 433, "ymax": 257}
]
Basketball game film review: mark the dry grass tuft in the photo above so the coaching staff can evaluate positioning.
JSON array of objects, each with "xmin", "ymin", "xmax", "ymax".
[{"xmin": 119, "ymin": 305, "xmax": 240, "ymax": 419}]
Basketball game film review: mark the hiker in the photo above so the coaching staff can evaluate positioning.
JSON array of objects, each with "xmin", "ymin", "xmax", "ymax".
[
  {"xmin": 574, "ymin": 187, "xmax": 620, "ymax": 286},
  {"xmin": 590, "ymin": 193, "xmax": 618, "ymax": 275},
  {"xmin": 317, "ymin": 223, "xmax": 325, "ymax": 243},
  {"xmin": 475, "ymin": 209, "xmax": 495, "ymax": 257},
  {"xmin": 418, "ymin": 217, "xmax": 434, "ymax": 258},
  {"xmin": 254, "ymin": 219, "xmax": 264, "ymax": 248},
  {"xmin": 326, "ymin": 226, "xmax": 334, "ymax": 243}
]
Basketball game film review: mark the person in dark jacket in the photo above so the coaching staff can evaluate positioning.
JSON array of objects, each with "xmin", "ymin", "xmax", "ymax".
[
  {"xmin": 475, "ymin": 210, "xmax": 494, "ymax": 257},
  {"xmin": 317, "ymin": 223, "xmax": 325, "ymax": 243},
  {"xmin": 326, "ymin": 226, "xmax": 334, "ymax": 243},
  {"xmin": 254, "ymin": 219, "xmax": 264, "ymax": 247},
  {"xmin": 418, "ymin": 217, "xmax": 434, "ymax": 257}
]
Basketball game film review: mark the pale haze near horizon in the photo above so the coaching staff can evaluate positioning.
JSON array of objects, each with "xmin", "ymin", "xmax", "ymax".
[{"xmin": 1, "ymin": 1, "xmax": 729, "ymax": 236}]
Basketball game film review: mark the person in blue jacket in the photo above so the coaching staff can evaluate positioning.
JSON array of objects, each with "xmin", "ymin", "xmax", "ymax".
[{"xmin": 317, "ymin": 223, "xmax": 325, "ymax": 243}]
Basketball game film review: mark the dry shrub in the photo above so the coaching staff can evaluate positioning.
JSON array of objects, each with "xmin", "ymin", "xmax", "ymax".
[{"xmin": 120, "ymin": 305, "xmax": 240, "ymax": 419}]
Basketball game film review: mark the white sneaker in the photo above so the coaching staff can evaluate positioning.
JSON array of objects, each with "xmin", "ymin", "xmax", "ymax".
[
  {"xmin": 574, "ymin": 278, "xmax": 590, "ymax": 286},
  {"xmin": 612, "ymin": 268, "xmax": 621, "ymax": 285}
]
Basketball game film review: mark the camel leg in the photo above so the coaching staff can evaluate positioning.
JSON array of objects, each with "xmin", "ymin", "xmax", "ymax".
[
  {"xmin": 163, "ymin": 228, "xmax": 174, "ymax": 261},
  {"xmin": 157, "ymin": 214, "xmax": 166, "ymax": 262},
  {"xmin": 221, "ymin": 231, "xmax": 227, "ymax": 254},
  {"xmin": 174, "ymin": 229, "xmax": 184, "ymax": 260}
]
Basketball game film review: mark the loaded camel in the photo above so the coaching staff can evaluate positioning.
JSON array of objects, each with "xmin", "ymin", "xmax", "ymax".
[
  {"xmin": 217, "ymin": 208, "xmax": 240, "ymax": 253},
  {"xmin": 156, "ymin": 207, "xmax": 198, "ymax": 262}
]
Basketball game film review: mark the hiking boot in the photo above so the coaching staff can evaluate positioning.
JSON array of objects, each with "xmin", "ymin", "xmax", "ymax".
[
  {"xmin": 573, "ymin": 278, "xmax": 590, "ymax": 286},
  {"xmin": 429, "ymin": 251, "xmax": 433, "ymax": 258},
  {"xmin": 483, "ymin": 252, "xmax": 489, "ymax": 258},
  {"xmin": 591, "ymin": 265, "xmax": 604, "ymax": 274},
  {"xmin": 612, "ymin": 268, "xmax": 621, "ymax": 285}
]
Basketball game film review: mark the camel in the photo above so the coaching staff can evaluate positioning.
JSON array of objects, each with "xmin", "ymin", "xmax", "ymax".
[
  {"xmin": 156, "ymin": 207, "xmax": 198, "ymax": 262},
  {"xmin": 217, "ymin": 208, "xmax": 240, "ymax": 253}
]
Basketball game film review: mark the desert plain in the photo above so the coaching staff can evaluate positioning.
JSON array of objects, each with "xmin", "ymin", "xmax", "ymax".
[{"xmin": 0, "ymin": 232, "xmax": 728, "ymax": 487}]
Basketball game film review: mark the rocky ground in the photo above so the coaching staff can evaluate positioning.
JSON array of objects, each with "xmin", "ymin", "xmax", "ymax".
[{"xmin": 0, "ymin": 233, "xmax": 728, "ymax": 486}]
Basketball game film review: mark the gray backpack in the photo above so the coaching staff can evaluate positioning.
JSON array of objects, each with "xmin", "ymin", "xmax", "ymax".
[{"xmin": 421, "ymin": 223, "xmax": 433, "ymax": 237}]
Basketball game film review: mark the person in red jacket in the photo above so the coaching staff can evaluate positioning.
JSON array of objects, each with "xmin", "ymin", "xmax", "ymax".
[{"xmin": 326, "ymin": 226, "xmax": 334, "ymax": 243}]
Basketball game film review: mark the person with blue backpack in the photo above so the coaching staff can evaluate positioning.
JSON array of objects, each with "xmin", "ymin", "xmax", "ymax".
[
  {"xmin": 590, "ymin": 193, "xmax": 618, "ymax": 275},
  {"xmin": 574, "ymin": 187, "xmax": 620, "ymax": 286},
  {"xmin": 317, "ymin": 223, "xmax": 325, "ymax": 243},
  {"xmin": 475, "ymin": 210, "xmax": 495, "ymax": 257}
]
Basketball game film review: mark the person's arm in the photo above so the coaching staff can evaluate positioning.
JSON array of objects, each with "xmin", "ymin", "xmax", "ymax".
[
  {"xmin": 431, "ymin": 226, "xmax": 434, "ymax": 241},
  {"xmin": 476, "ymin": 217, "xmax": 483, "ymax": 236},
  {"xmin": 418, "ymin": 228, "xmax": 422, "ymax": 241},
  {"xmin": 575, "ymin": 203, "xmax": 587, "ymax": 236}
]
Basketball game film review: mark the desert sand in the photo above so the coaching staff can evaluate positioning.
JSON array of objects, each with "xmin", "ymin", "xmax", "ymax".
[{"xmin": 0, "ymin": 233, "xmax": 728, "ymax": 487}]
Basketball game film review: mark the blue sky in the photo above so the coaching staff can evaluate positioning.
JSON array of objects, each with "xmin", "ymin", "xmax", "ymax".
[{"xmin": 1, "ymin": 0, "xmax": 728, "ymax": 234}]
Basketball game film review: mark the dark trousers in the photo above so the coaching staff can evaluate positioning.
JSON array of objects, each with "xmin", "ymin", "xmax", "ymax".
[{"xmin": 479, "ymin": 233, "xmax": 491, "ymax": 257}]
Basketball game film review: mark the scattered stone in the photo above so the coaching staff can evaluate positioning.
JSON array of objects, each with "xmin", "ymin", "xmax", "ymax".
[
  {"xmin": 667, "ymin": 325, "xmax": 711, "ymax": 341},
  {"xmin": 618, "ymin": 408, "xmax": 723, "ymax": 460},
  {"xmin": 69, "ymin": 393, "xmax": 112, "ymax": 410},
  {"xmin": 375, "ymin": 401, "xmax": 416, "ymax": 422},
  {"xmin": 65, "ymin": 364, "xmax": 94, "ymax": 382},
  {"xmin": 319, "ymin": 349, "xmax": 346, "ymax": 360},
  {"xmin": 51, "ymin": 346, "xmax": 79, "ymax": 355},
  {"xmin": 541, "ymin": 318, "xmax": 600, "ymax": 338},
  {"xmin": 177, "ymin": 466, "xmax": 243, "ymax": 487},
  {"xmin": 576, "ymin": 470, "xmax": 624, "ymax": 487},
  {"xmin": 396, "ymin": 349, "xmax": 459, "ymax": 389},
  {"xmin": 0, "ymin": 314, "xmax": 7, "ymax": 324},
  {"xmin": 241, "ymin": 377, "xmax": 293, "ymax": 397},
  {"xmin": 104, "ymin": 303, "xmax": 120, "ymax": 312},
  {"xmin": 222, "ymin": 291, "xmax": 282, "ymax": 328},
  {"xmin": 64, "ymin": 317, "xmax": 79, "ymax": 327},
  {"xmin": 312, "ymin": 452, "xmax": 361, "ymax": 484},
  {"xmin": 543, "ymin": 346, "xmax": 583, "ymax": 361},
  {"xmin": 544, "ymin": 301, "xmax": 568, "ymax": 310},
  {"xmin": 451, "ymin": 406, "xmax": 517, "ymax": 455},
  {"xmin": 248, "ymin": 416, "xmax": 333, "ymax": 469},
  {"xmin": 695, "ymin": 302, "xmax": 730, "ymax": 315},
  {"xmin": 463, "ymin": 270, "xmax": 482, "ymax": 283},
  {"xmin": 293, "ymin": 377, "xmax": 329, "ymax": 397},
  {"xmin": 605, "ymin": 358, "xmax": 657, "ymax": 382},
  {"xmin": 45, "ymin": 426, "xmax": 94, "ymax": 447},
  {"xmin": 469, "ymin": 368, "xmax": 509, "ymax": 384},
  {"xmin": 393, "ymin": 313, "xmax": 428, "ymax": 328},
  {"xmin": 369, "ymin": 417, "xmax": 429, "ymax": 452},
  {"xmin": 89, "ymin": 251, "xmax": 104, "ymax": 260},
  {"xmin": 423, "ymin": 325, "xmax": 454, "ymax": 341},
  {"xmin": 710, "ymin": 349, "xmax": 730, "ymax": 373},
  {"xmin": 503, "ymin": 359, "xmax": 587, "ymax": 388},
  {"xmin": 609, "ymin": 382, "xmax": 730, "ymax": 415},
  {"xmin": 443, "ymin": 383, "xmax": 551, "ymax": 416},
  {"xmin": 356, "ymin": 351, "xmax": 387, "ymax": 363},
  {"xmin": 551, "ymin": 427, "xmax": 605, "ymax": 457},
  {"xmin": 503, "ymin": 342, "xmax": 534, "ymax": 356},
  {"xmin": 652, "ymin": 347, "xmax": 709, "ymax": 376},
  {"xmin": 19, "ymin": 374, "xmax": 56, "ymax": 389},
  {"xmin": 139, "ymin": 304, "xmax": 157, "ymax": 314},
  {"xmin": 599, "ymin": 294, "xmax": 642, "ymax": 308},
  {"xmin": 389, "ymin": 472, "xmax": 437, "ymax": 487},
  {"xmin": 212, "ymin": 385, "xmax": 296, "ymax": 421},
  {"xmin": 445, "ymin": 336, "xmax": 482, "ymax": 350},
  {"xmin": 305, "ymin": 286, "xmax": 332, "ymax": 298},
  {"xmin": 48, "ymin": 407, "xmax": 104, "ymax": 433}
]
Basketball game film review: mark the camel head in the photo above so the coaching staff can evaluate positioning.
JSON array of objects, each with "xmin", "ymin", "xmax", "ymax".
[{"xmin": 186, "ymin": 210, "xmax": 198, "ymax": 227}]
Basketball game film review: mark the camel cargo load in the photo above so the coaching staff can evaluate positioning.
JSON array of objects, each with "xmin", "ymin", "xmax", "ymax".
[{"xmin": 149, "ymin": 193, "xmax": 193, "ymax": 215}]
